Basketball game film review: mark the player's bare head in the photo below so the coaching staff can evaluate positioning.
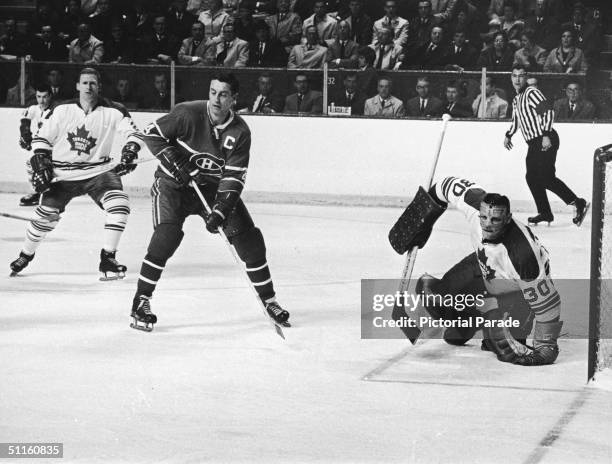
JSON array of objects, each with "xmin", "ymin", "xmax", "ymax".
[
  {"xmin": 511, "ymin": 64, "xmax": 528, "ymax": 91},
  {"xmin": 77, "ymin": 67, "xmax": 101, "ymax": 100},
  {"xmin": 35, "ymin": 84, "xmax": 52, "ymax": 108},
  {"xmin": 479, "ymin": 193, "xmax": 512, "ymax": 241},
  {"xmin": 209, "ymin": 73, "xmax": 239, "ymax": 120}
]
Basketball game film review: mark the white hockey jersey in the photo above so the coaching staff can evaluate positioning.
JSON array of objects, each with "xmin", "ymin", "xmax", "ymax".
[
  {"xmin": 22, "ymin": 104, "xmax": 52, "ymax": 134},
  {"xmin": 434, "ymin": 176, "xmax": 560, "ymax": 323},
  {"xmin": 31, "ymin": 98, "xmax": 143, "ymax": 181}
]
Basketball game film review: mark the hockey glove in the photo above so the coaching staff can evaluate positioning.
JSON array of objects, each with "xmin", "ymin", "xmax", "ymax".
[
  {"xmin": 30, "ymin": 149, "xmax": 54, "ymax": 193},
  {"xmin": 205, "ymin": 209, "xmax": 225, "ymax": 234},
  {"xmin": 19, "ymin": 119, "xmax": 32, "ymax": 150},
  {"xmin": 115, "ymin": 141, "xmax": 140, "ymax": 176},
  {"xmin": 158, "ymin": 147, "xmax": 193, "ymax": 186}
]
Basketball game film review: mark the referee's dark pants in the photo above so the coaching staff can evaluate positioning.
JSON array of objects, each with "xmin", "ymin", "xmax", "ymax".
[{"xmin": 525, "ymin": 130, "xmax": 577, "ymax": 216}]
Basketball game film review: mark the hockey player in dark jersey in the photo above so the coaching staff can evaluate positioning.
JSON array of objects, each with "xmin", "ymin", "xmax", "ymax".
[
  {"xmin": 130, "ymin": 72, "xmax": 289, "ymax": 331},
  {"xmin": 389, "ymin": 176, "xmax": 563, "ymax": 366},
  {"xmin": 9, "ymin": 67, "xmax": 143, "ymax": 280}
]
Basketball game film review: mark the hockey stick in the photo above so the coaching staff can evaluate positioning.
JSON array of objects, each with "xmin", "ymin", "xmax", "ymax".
[
  {"xmin": 52, "ymin": 157, "xmax": 157, "ymax": 183},
  {"xmin": 0, "ymin": 211, "xmax": 60, "ymax": 223},
  {"xmin": 189, "ymin": 180, "xmax": 286, "ymax": 340},
  {"xmin": 393, "ymin": 113, "xmax": 451, "ymax": 344}
]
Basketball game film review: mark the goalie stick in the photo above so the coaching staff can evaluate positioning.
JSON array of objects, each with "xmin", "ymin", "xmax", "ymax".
[
  {"xmin": 189, "ymin": 180, "xmax": 286, "ymax": 340},
  {"xmin": 393, "ymin": 113, "xmax": 451, "ymax": 344}
]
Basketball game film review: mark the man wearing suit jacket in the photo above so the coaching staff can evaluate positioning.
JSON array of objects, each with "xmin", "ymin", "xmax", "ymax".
[
  {"xmin": 283, "ymin": 73, "xmax": 323, "ymax": 114},
  {"xmin": 406, "ymin": 25, "xmax": 446, "ymax": 69},
  {"xmin": 302, "ymin": 0, "xmax": 338, "ymax": 41},
  {"xmin": 371, "ymin": 0, "xmax": 409, "ymax": 48},
  {"xmin": 248, "ymin": 20, "xmax": 287, "ymax": 67},
  {"xmin": 177, "ymin": 21, "xmax": 216, "ymax": 65},
  {"xmin": 342, "ymin": 0, "xmax": 373, "ymax": 45},
  {"xmin": 326, "ymin": 21, "xmax": 359, "ymax": 68},
  {"xmin": 444, "ymin": 29, "xmax": 478, "ymax": 71},
  {"xmin": 524, "ymin": 0, "xmax": 561, "ymax": 51},
  {"xmin": 214, "ymin": 22, "xmax": 249, "ymax": 67},
  {"xmin": 553, "ymin": 81, "xmax": 595, "ymax": 121},
  {"xmin": 369, "ymin": 26, "xmax": 403, "ymax": 70},
  {"xmin": 237, "ymin": 73, "xmax": 284, "ymax": 114},
  {"xmin": 329, "ymin": 73, "xmax": 366, "ymax": 115},
  {"xmin": 31, "ymin": 25, "xmax": 68, "ymax": 61},
  {"xmin": 265, "ymin": 0, "xmax": 302, "ymax": 53},
  {"xmin": 405, "ymin": 76, "xmax": 444, "ymax": 117},
  {"xmin": 166, "ymin": 0, "xmax": 197, "ymax": 39},
  {"xmin": 364, "ymin": 76, "xmax": 405, "ymax": 118},
  {"xmin": 443, "ymin": 80, "xmax": 472, "ymax": 118},
  {"xmin": 288, "ymin": 25, "xmax": 329, "ymax": 69}
]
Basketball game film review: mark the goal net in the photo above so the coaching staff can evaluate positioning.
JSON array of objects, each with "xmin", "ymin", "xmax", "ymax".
[{"xmin": 589, "ymin": 144, "xmax": 612, "ymax": 381}]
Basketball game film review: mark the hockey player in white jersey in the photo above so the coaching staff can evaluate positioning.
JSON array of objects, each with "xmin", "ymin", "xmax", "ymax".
[
  {"xmin": 9, "ymin": 67, "xmax": 144, "ymax": 280},
  {"xmin": 389, "ymin": 176, "xmax": 563, "ymax": 366},
  {"xmin": 18, "ymin": 84, "xmax": 54, "ymax": 206}
]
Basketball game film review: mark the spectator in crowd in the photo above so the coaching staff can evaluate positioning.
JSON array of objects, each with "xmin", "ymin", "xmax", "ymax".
[
  {"xmin": 444, "ymin": 28, "xmax": 478, "ymax": 71},
  {"xmin": 407, "ymin": 0, "xmax": 439, "ymax": 56},
  {"xmin": 500, "ymin": 3, "xmax": 524, "ymax": 48},
  {"xmin": 524, "ymin": 0, "xmax": 561, "ymax": 51},
  {"xmin": 477, "ymin": 31, "xmax": 514, "ymax": 71},
  {"xmin": 355, "ymin": 45, "xmax": 377, "ymax": 95},
  {"xmin": 29, "ymin": 2, "xmax": 61, "ymax": 37},
  {"xmin": 68, "ymin": 23, "xmax": 104, "ymax": 64},
  {"xmin": 302, "ymin": 0, "xmax": 338, "ymax": 41},
  {"xmin": 543, "ymin": 29, "xmax": 587, "ymax": 73},
  {"xmin": 405, "ymin": 76, "xmax": 444, "ymax": 117},
  {"xmin": 443, "ymin": 80, "xmax": 472, "ymax": 118},
  {"xmin": 89, "ymin": 0, "xmax": 116, "ymax": 43},
  {"xmin": 283, "ymin": 73, "xmax": 323, "ymax": 114},
  {"xmin": 407, "ymin": 25, "xmax": 446, "ymax": 69},
  {"xmin": 178, "ymin": 21, "xmax": 216, "ymax": 65},
  {"xmin": 139, "ymin": 15, "xmax": 181, "ymax": 64},
  {"xmin": 329, "ymin": 72, "xmax": 366, "ymax": 115},
  {"xmin": 103, "ymin": 23, "xmax": 136, "ymax": 63},
  {"xmin": 187, "ymin": 0, "xmax": 207, "ymax": 15},
  {"xmin": 266, "ymin": 0, "xmax": 302, "ymax": 53},
  {"xmin": 166, "ymin": 0, "xmax": 198, "ymax": 39},
  {"xmin": 237, "ymin": 73, "xmax": 284, "ymax": 113},
  {"xmin": 132, "ymin": 1, "xmax": 155, "ymax": 39},
  {"xmin": 31, "ymin": 25, "xmax": 68, "ymax": 61},
  {"xmin": 140, "ymin": 72, "xmax": 171, "ymax": 110},
  {"xmin": 231, "ymin": 6, "xmax": 256, "ymax": 43},
  {"xmin": 486, "ymin": 0, "xmax": 505, "ymax": 21},
  {"xmin": 0, "ymin": 18, "xmax": 29, "ymax": 58},
  {"xmin": 58, "ymin": 0, "xmax": 86, "ymax": 41},
  {"xmin": 513, "ymin": 29, "xmax": 547, "ymax": 71},
  {"xmin": 364, "ymin": 76, "xmax": 405, "ymax": 118},
  {"xmin": 446, "ymin": 6, "xmax": 482, "ymax": 49},
  {"xmin": 288, "ymin": 25, "xmax": 329, "ymax": 68},
  {"xmin": 46, "ymin": 68, "xmax": 72, "ymax": 101},
  {"xmin": 553, "ymin": 80, "xmax": 595, "ymax": 120},
  {"xmin": 198, "ymin": 0, "xmax": 230, "ymax": 40},
  {"xmin": 370, "ymin": 26, "xmax": 403, "ymax": 70},
  {"xmin": 372, "ymin": 0, "xmax": 409, "ymax": 48},
  {"xmin": 223, "ymin": 0, "xmax": 240, "ymax": 15},
  {"xmin": 214, "ymin": 22, "xmax": 249, "ymax": 66},
  {"xmin": 562, "ymin": 2, "xmax": 602, "ymax": 66},
  {"xmin": 326, "ymin": 20, "xmax": 359, "ymax": 68},
  {"xmin": 472, "ymin": 75, "xmax": 508, "ymax": 118},
  {"xmin": 110, "ymin": 77, "xmax": 139, "ymax": 109},
  {"xmin": 342, "ymin": 0, "xmax": 372, "ymax": 45},
  {"xmin": 480, "ymin": 17, "xmax": 502, "ymax": 51},
  {"xmin": 248, "ymin": 20, "xmax": 287, "ymax": 67},
  {"xmin": 6, "ymin": 71, "xmax": 36, "ymax": 106}
]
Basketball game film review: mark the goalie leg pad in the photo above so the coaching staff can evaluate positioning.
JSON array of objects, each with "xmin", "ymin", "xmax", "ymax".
[{"xmin": 389, "ymin": 186, "xmax": 447, "ymax": 255}]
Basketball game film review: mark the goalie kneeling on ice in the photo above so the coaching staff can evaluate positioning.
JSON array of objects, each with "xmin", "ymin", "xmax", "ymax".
[{"xmin": 418, "ymin": 316, "xmax": 521, "ymax": 328}]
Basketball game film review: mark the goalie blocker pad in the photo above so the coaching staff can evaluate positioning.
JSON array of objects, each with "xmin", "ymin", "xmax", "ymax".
[{"xmin": 388, "ymin": 186, "xmax": 446, "ymax": 255}]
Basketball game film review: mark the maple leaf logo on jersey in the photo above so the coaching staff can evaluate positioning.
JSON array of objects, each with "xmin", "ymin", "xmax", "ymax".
[
  {"xmin": 477, "ymin": 248, "xmax": 496, "ymax": 281},
  {"xmin": 67, "ymin": 125, "xmax": 97, "ymax": 156}
]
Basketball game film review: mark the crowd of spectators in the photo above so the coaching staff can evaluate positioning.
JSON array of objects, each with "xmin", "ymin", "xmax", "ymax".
[{"xmin": 0, "ymin": 0, "xmax": 609, "ymax": 119}]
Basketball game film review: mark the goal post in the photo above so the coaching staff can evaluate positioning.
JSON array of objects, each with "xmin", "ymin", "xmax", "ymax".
[{"xmin": 588, "ymin": 144, "xmax": 612, "ymax": 381}]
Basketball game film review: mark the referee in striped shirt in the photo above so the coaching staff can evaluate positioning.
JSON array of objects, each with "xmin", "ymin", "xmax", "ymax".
[{"xmin": 504, "ymin": 64, "xmax": 588, "ymax": 226}]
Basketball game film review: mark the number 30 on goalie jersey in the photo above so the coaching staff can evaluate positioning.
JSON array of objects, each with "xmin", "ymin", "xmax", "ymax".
[{"xmin": 434, "ymin": 176, "xmax": 561, "ymax": 323}]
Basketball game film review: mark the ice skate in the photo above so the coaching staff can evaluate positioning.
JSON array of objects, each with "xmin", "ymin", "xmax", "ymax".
[
  {"xmin": 527, "ymin": 213, "xmax": 553, "ymax": 226},
  {"xmin": 265, "ymin": 301, "xmax": 290, "ymax": 327},
  {"xmin": 99, "ymin": 248, "xmax": 127, "ymax": 281},
  {"xmin": 572, "ymin": 198, "xmax": 589, "ymax": 226},
  {"xmin": 9, "ymin": 251, "xmax": 34, "ymax": 276},
  {"xmin": 19, "ymin": 192, "xmax": 40, "ymax": 207},
  {"xmin": 130, "ymin": 295, "xmax": 157, "ymax": 332}
]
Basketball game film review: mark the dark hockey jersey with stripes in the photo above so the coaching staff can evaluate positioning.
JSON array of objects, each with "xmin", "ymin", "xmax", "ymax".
[
  {"xmin": 143, "ymin": 100, "xmax": 250, "ymax": 205},
  {"xmin": 434, "ymin": 176, "xmax": 560, "ymax": 323}
]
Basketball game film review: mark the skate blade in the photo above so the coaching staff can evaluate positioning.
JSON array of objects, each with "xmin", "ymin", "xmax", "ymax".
[
  {"xmin": 280, "ymin": 321, "xmax": 291, "ymax": 328},
  {"xmin": 9, "ymin": 271, "xmax": 21, "ymax": 277},
  {"xmin": 574, "ymin": 202, "xmax": 590, "ymax": 227},
  {"xmin": 130, "ymin": 322, "xmax": 153, "ymax": 332},
  {"xmin": 99, "ymin": 272, "xmax": 126, "ymax": 281}
]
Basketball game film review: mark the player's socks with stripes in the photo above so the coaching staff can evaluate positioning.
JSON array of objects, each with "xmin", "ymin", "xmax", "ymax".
[
  {"xmin": 246, "ymin": 259, "xmax": 275, "ymax": 302},
  {"xmin": 136, "ymin": 254, "xmax": 166, "ymax": 297}
]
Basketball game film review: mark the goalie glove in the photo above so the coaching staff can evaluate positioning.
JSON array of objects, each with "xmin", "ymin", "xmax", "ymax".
[
  {"xmin": 157, "ymin": 146, "xmax": 193, "ymax": 186},
  {"xmin": 30, "ymin": 149, "xmax": 54, "ymax": 193},
  {"xmin": 19, "ymin": 118, "xmax": 32, "ymax": 150},
  {"xmin": 115, "ymin": 141, "xmax": 140, "ymax": 176}
]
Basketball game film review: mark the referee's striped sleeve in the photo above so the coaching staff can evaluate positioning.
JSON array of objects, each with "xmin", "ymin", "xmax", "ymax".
[{"xmin": 506, "ymin": 98, "xmax": 518, "ymax": 138}]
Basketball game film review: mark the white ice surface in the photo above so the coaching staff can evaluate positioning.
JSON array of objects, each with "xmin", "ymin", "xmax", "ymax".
[{"xmin": 0, "ymin": 193, "xmax": 610, "ymax": 463}]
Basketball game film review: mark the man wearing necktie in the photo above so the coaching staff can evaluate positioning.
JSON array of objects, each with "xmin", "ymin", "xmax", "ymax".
[
  {"xmin": 371, "ymin": 26, "xmax": 402, "ymax": 70},
  {"xmin": 283, "ymin": 73, "xmax": 323, "ymax": 114},
  {"xmin": 248, "ymin": 20, "xmax": 287, "ymax": 67},
  {"xmin": 552, "ymin": 80, "xmax": 595, "ymax": 121},
  {"xmin": 363, "ymin": 76, "xmax": 405, "ymax": 118},
  {"xmin": 372, "ymin": 0, "xmax": 408, "ymax": 48},
  {"xmin": 287, "ymin": 25, "xmax": 329, "ymax": 68},
  {"xmin": 215, "ymin": 23, "xmax": 249, "ymax": 67},
  {"xmin": 325, "ymin": 21, "xmax": 359, "ymax": 68}
]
